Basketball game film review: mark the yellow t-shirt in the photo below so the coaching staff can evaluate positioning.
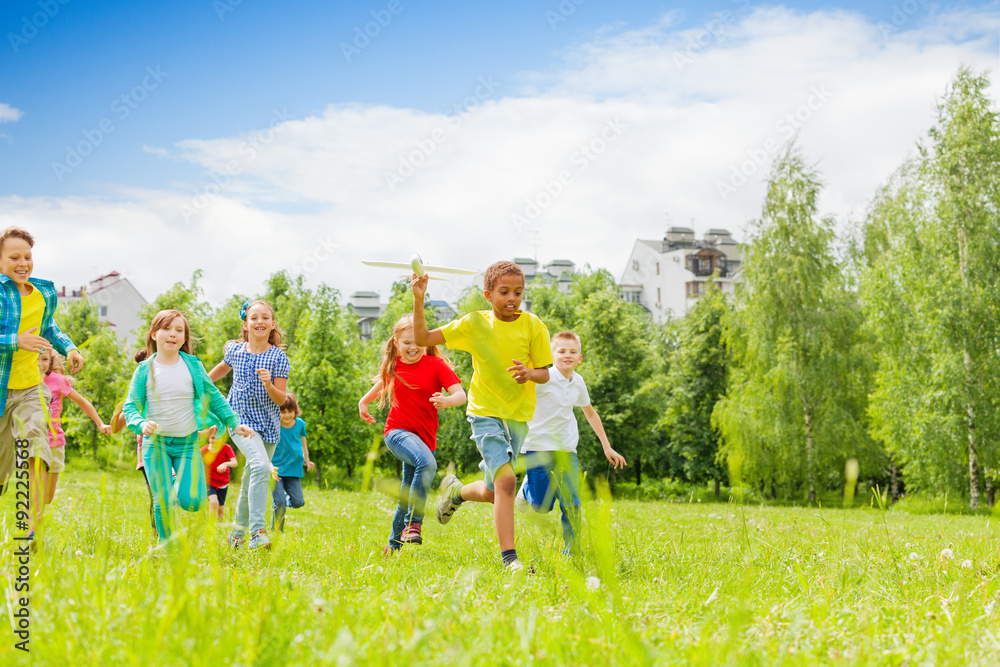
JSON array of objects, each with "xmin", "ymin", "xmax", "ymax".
[
  {"xmin": 8, "ymin": 285, "xmax": 45, "ymax": 390},
  {"xmin": 441, "ymin": 310, "xmax": 553, "ymax": 423}
]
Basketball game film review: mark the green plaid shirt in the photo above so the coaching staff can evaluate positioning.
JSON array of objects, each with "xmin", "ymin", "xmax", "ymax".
[{"xmin": 0, "ymin": 275, "xmax": 76, "ymax": 414}]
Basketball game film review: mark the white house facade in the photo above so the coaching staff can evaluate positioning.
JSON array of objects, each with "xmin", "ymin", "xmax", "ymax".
[
  {"xmin": 62, "ymin": 272, "xmax": 149, "ymax": 343},
  {"xmin": 619, "ymin": 228, "xmax": 742, "ymax": 323}
]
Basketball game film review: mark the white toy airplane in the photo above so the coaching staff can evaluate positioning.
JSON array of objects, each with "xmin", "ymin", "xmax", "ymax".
[{"xmin": 361, "ymin": 254, "xmax": 479, "ymax": 281}]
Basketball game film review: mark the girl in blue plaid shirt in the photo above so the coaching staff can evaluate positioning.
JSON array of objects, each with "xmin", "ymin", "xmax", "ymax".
[{"xmin": 209, "ymin": 300, "xmax": 290, "ymax": 551}]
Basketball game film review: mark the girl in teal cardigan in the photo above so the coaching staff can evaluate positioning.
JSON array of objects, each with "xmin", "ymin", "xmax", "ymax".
[{"xmin": 123, "ymin": 309, "xmax": 250, "ymax": 541}]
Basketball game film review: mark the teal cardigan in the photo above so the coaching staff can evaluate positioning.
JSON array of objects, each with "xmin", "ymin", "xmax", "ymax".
[{"xmin": 123, "ymin": 351, "xmax": 239, "ymax": 436}]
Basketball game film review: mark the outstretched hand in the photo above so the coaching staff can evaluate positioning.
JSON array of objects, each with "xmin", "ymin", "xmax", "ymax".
[
  {"xmin": 411, "ymin": 273, "xmax": 429, "ymax": 300},
  {"xmin": 604, "ymin": 447, "xmax": 627, "ymax": 469},
  {"xmin": 506, "ymin": 359, "xmax": 530, "ymax": 384},
  {"xmin": 359, "ymin": 403, "xmax": 376, "ymax": 424},
  {"xmin": 67, "ymin": 349, "xmax": 85, "ymax": 374}
]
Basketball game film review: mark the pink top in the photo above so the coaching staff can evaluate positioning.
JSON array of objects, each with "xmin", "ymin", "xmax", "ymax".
[{"xmin": 43, "ymin": 372, "xmax": 73, "ymax": 448}]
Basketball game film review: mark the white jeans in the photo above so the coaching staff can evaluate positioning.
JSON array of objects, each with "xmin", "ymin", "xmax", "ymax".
[{"xmin": 230, "ymin": 429, "xmax": 275, "ymax": 537}]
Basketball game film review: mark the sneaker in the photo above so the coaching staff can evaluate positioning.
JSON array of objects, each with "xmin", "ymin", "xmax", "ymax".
[
  {"xmin": 249, "ymin": 529, "xmax": 272, "ymax": 551},
  {"xmin": 228, "ymin": 532, "xmax": 247, "ymax": 551},
  {"xmin": 515, "ymin": 476, "xmax": 530, "ymax": 513},
  {"xmin": 504, "ymin": 559, "xmax": 535, "ymax": 575},
  {"xmin": 436, "ymin": 474, "xmax": 463, "ymax": 525},
  {"xmin": 401, "ymin": 523, "xmax": 423, "ymax": 545}
]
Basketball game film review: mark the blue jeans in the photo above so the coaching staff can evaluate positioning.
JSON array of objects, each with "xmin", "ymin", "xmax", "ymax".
[
  {"xmin": 522, "ymin": 450, "xmax": 581, "ymax": 553},
  {"xmin": 272, "ymin": 476, "xmax": 304, "ymax": 532},
  {"xmin": 143, "ymin": 433, "xmax": 206, "ymax": 541},
  {"xmin": 230, "ymin": 430, "xmax": 276, "ymax": 538},
  {"xmin": 384, "ymin": 429, "xmax": 437, "ymax": 549}
]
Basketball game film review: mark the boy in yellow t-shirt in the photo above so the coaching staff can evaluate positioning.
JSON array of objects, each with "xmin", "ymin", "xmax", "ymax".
[
  {"xmin": 0, "ymin": 227, "xmax": 84, "ymax": 497},
  {"xmin": 412, "ymin": 261, "xmax": 552, "ymax": 573}
]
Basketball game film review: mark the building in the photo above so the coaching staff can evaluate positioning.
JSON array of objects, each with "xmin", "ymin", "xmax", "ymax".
[
  {"xmin": 427, "ymin": 300, "xmax": 457, "ymax": 322},
  {"xmin": 348, "ymin": 291, "xmax": 385, "ymax": 340},
  {"xmin": 619, "ymin": 227, "xmax": 742, "ymax": 322},
  {"xmin": 62, "ymin": 272, "xmax": 149, "ymax": 343},
  {"xmin": 514, "ymin": 258, "xmax": 576, "ymax": 295}
]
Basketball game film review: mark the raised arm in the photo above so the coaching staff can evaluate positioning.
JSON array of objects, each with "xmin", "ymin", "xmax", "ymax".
[
  {"xmin": 411, "ymin": 274, "xmax": 446, "ymax": 347},
  {"xmin": 581, "ymin": 404, "xmax": 626, "ymax": 469}
]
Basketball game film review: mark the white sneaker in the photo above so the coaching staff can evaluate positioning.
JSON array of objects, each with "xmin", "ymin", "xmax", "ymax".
[
  {"xmin": 515, "ymin": 476, "xmax": 530, "ymax": 513},
  {"xmin": 504, "ymin": 559, "xmax": 534, "ymax": 574}
]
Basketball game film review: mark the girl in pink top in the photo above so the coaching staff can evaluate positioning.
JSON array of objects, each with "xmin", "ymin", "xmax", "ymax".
[{"xmin": 29, "ymin": 350, "xmax": 111, "ymax": 542}]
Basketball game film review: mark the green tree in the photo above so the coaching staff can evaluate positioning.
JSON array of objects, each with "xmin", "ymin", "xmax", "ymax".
[
  {"xmin": 55, "ymin": 298, "xmax": 129, "ymax": 461},
  {"xmin": 714, "ymin": 144, "xmax": 876, "ymax": 503},
  {"xmin": 291, "ymin": 285, "xmax": 370, "ymax": 481},
  {"xmin": 659, "ymin": 279, "xmax": 729, "ymax": 495},
  {"xmin": 860, "ymin": 68, "xmax": 1000, "ymax": 507}
]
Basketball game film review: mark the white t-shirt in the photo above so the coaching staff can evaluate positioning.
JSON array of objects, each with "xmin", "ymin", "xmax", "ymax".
[
  {"xmin": 522, "ymin": 370, "xmax": 591, "ymax": 453},
  {"xmin": 145, "ymin": 357, "xmax": 197, "ymax": 438}
]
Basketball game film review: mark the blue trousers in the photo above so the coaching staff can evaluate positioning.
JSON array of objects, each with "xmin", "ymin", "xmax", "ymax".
[
  {"xmin": 384, "ymin": 429, "xmax": 437, "ymax": 549},
  {"xmin": 143, "ymin": 433, "xmax": 206, "ymax": 541},
  {"xmin": 272, "ymin": 477, "xmax": 304, "ymax": 531},
  {"xmin": 522, "ymin": 450, "xmax": 581, "ymax": 554}
]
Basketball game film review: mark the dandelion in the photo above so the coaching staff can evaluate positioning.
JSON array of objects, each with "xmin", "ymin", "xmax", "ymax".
[
  {"xmin": 586, "ymin": 576, "xmax": 601, "ymax": 591},
  {"xmin": 909, "ymin": 552, "xmax": 920, "ymax": 561},
  {"xmin": 961, "ymin": 560, "xmax": 973, "ymax": 569},
  {"xmin": 940, "ymin": 548, "xmax": 954, "ymax": 560}
]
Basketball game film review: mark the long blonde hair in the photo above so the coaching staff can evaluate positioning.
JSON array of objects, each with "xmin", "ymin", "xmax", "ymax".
[{"xmin": 376, "ymin": 315, "xmax": 449, "ymax": 409}]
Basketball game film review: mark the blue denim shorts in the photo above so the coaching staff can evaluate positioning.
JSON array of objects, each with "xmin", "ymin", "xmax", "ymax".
[{"xmin": 467, "ymin": 415, "xmax": 528, "ymax": 491}]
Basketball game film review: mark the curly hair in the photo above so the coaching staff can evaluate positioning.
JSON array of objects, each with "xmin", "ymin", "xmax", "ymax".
[{"xmin": 483, "ymin": 261, "xmax": 524, "ymax": 291}]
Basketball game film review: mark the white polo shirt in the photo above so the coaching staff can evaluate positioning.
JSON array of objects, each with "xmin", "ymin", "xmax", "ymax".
[{"xmin": 523, "ymin": 370, "xmax": 591, "ymax": 453}]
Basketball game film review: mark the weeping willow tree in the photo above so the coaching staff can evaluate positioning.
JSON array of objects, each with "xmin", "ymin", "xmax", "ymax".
[{"xmin": 714, "ymin": 143, "xmax": 877, "ymax": 503}]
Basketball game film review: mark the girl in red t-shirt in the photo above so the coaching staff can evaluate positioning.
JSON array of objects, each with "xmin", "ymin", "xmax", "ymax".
[{"xmin": 359, "ymin": 315, "xmax": 466, "ymax": 554}]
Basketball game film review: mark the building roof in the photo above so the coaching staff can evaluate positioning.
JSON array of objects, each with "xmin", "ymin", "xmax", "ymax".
[
  {"xmin": 427, "ymin": 300, "xmax": 453, "ymax": 308},
  {"xmin": 513, "ymin": 257, "xmax": 537, "ymax": 265},
  {"xmin": 351, "ymin": 291, "xmax": 380, "ymax": 298},
  {"xmin": 547, "ymin": 259, "xmax": 574, "ymax": 266}
]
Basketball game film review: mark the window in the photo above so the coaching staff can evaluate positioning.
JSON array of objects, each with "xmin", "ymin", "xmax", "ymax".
[
  {"xmin": 656, "ymin": 262, "xmax": 660, "ymax": 275},
  {"xmin": 99, "ymin": 306, "xmax": 108, "ymax": 317},
  {"xmin": 686, "ymin": 282, "xmax": 706, "ymax": 298},
  {"xmin": 632, "ymin": 259, "xmax": 639, "ymax": 271},
  {"xmin": 657, "ymin": 287, "xmax": 661, "ymax": 303}
]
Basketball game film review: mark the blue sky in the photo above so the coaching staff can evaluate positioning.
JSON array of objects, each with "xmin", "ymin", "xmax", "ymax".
[{"xmin": 0, "ymin": 0, "xmax": 997, "ymax": 306}]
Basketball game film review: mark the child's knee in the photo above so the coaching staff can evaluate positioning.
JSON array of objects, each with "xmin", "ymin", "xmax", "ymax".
[
  {"xmin": 494, "ymin": 474, "xmax": 516, "ymax": 495},
  {"xmin": 289, "ymin": 496, "xmax": 305, "ymax": 509}
]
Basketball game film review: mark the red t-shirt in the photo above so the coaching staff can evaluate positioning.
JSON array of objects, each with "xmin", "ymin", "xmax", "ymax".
[
  {"xmin": 383, "ymin": 354, "xmax": 461, "ymax": 452},
  {"xmin": 200, "ymin": 443, "xmax": 237, "ymax": 488}
]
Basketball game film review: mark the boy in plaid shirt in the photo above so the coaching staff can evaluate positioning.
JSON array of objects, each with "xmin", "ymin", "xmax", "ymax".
[{"xmin": 0, "ymin": 227, "xmax": 84, "ymax": 494}]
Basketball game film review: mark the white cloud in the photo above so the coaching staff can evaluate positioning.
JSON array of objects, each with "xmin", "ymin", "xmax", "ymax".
[
  {"xmin": 4, "ymin": 5, "xmax": 999, "ymax": 308},
  {"xmin": 142, "ymin": 145, "xmax": 169, "ymax": 158},
  {"xmin": 0, "ymin": 103, "xmax": 24, "ymax": 123}
]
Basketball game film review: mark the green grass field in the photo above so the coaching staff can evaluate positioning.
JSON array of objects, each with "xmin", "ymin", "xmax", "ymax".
[{"xmin": 1, "ymin": 467, "xmax": 999, "ymax": 666}]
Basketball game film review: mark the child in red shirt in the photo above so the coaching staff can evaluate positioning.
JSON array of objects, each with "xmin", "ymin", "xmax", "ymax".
[
  {"xmin": 201, "ymin": 434, "xmax": 238, "ymax": 522},
  {"xmin": 359, "ymin": 315, "xmax": 466, "ymax": 554}
]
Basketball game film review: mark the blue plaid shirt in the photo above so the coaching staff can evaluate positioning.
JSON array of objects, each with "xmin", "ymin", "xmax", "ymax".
[
  {"xmin": 0, "ymin": 275, "xmax": 76, "ymax": 415},
  {"xmin": 223, "ymin": 341, "xmax": 290, "ymax": 443}
]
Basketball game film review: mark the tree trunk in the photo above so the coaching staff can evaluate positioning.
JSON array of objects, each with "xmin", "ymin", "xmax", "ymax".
[
  {"xmin": 985, "ymin": 470, "xmax": 995, "ymax": 507},
  {"xmin": 889, "ymin": 460, "xmax": 900, "ymax": 502},
  {"xmin": 964, "ymin": 349, "xmax": 981, "ymax": 510},
  {"xmin": 314, "ymin": 464, "xmax": 322, "ymax": 487},
  {"xmin": 91, "ymin": 422, "xmax": 98, "ymax": 462},
  {"xmin": 634, "ymin": 456, "xmax": 642, "ymax": 486},
  {"xmin": 714, "ymin": 477, "xmax": 720, "ymax": 499},
  {"xmin": 804, "ymin": 408, "xmax": 816, "ymax": 504}
]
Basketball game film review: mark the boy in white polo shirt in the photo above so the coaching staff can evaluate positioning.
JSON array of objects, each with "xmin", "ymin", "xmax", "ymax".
[{"xmin": 516, "ymin": 330, "xmax": 626, "ymax": 555}]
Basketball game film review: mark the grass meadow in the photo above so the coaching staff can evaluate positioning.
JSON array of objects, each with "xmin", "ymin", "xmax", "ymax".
[{"xmin": 1, "ymin": 465, "xmax": 999, "ymax": 666}]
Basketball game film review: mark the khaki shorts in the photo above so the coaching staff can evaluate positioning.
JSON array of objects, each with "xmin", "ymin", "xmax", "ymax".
[{"xmin": 0, "ymin": 383, "xmax": 52, "ymax": 486}]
